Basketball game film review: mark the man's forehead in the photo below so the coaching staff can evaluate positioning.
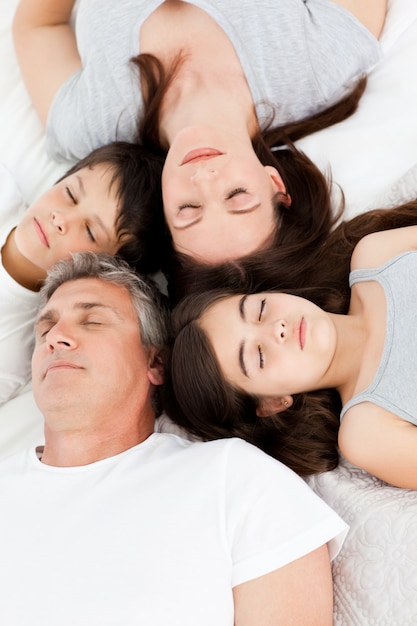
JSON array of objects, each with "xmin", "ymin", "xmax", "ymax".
[{"xmin": 37, "ymin": 278, "xmax": 132, "ymax": 321}]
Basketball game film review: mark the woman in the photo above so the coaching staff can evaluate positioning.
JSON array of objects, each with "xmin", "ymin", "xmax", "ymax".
[
  {"xmin": 165, "ymin": 201, "xmax": 417, "ymax": 490},
  {"xmin": 14, "ymin": 0, "xmax": 386, "ymax": 266},
  {"xmin": 0, "ymin": 141, "xmax": 163, "ymax": 405}
]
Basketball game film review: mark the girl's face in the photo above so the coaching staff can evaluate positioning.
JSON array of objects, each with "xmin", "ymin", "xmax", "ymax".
[
  {"xmin": 200, "ymin": 293, "xmax": 337, "ymax": 399},
  {"xmin": 14, "ymin": 165, "xmax": 122, "ymax": 272},
  {"xmin": 162, "ymin": 125, "xmax": 287, "ymax": 263}
]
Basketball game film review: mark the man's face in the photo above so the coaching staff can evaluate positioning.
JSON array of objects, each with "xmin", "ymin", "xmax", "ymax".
[{"xmin": 32, "ymin": 278, "xmax": 159, "ymax": 430}]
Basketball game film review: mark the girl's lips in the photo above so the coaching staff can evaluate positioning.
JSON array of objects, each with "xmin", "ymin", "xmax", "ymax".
[
  {"xmin": 34, "ymin": 218, "xmax": 50, "ymax": 248},
  {"xmin": 299, "ymin": 317, "xmax": 306, "ymax": 350},
  {"xmin": 181, "ymin": 148, "xmax": 224, "ymax": 165}
]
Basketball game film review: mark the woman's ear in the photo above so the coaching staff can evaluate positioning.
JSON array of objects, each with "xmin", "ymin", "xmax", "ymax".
[
  {"xmin": 256, "ymin": 395, "xmax": 293, "ymax": 418},
  {"xmin": 265, "ymin": 165, "xmax": 291, "ymax": 206},
  {"xmin": 146, "ymin": 349, "xmax": 165, "ymax": 386}
]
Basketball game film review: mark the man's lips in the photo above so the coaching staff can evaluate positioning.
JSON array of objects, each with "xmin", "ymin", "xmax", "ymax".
[
  {"xmin": 44, "ymin": 361, "xmax": 82, "ymax": 377},
  {"xmin": 181, "ymin": 148, "xmax": 224, "ymax": 165},
  {"xmin": 34, "ymin": 218, "xmax": 50, "ymax": 248}
]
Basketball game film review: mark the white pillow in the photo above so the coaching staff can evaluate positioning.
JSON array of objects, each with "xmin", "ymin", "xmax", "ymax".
[{"xmin": 297, "ymin": 0, "xmax": 417, "ymax": 218}]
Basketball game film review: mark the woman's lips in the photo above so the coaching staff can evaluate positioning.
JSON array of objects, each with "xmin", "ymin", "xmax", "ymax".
[
  {"xmin": 181, "ymin": 148, "xmax": 224, "ymax": 165},
  {"xmin": 34, "ymin": 218, "xmax": 50, "ymax": 248},
  {"xmin": 299, "ymin": 317, "xmax": 306, "ymax": 350}
]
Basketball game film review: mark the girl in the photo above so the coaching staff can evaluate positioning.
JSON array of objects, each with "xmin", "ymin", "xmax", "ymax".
[
  {"xmin": 166, "ymin": 202, "xmax": 417, "ymax": 490},
  {"xmin": 0, "ymin": 141, "xmax": 163, "ymax": 405},
  {"xmin": 13, "ymin": 0, "xmax": 386, "ymax": 267}
]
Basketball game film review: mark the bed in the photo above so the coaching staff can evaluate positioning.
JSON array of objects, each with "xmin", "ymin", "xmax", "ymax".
[{"xmin": 1, "ymin": 0, "xmax": 417, "ymax": 622}]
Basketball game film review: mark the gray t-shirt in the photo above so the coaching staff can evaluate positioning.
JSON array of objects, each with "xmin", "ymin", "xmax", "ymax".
[
  {"xmin": 340, "ymin": 252, "xmax": 417, "ymax": 426},
  {"xmin": 46, "ymin": 0, "xmax": 382, "ymax": 162}
]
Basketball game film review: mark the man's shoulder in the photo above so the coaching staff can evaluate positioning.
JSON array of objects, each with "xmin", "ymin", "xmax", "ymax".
[
  {"xmin": 0, "ymin": 447, "xmax": 33, "ymax": 476},
  {"xmin": 153, "ymin": 428, "xmax": 282, "ymax": 468}
]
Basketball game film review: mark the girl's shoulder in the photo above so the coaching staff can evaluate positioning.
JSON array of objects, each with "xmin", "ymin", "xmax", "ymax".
[{"xmin": 351, "ymin": 225, "xmax": 417, "ymax": 271}]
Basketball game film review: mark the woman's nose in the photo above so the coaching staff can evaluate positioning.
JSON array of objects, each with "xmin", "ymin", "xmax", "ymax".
[{"xmin": 190, "ymin": 166, "xmax": 218, "ymax": 183}]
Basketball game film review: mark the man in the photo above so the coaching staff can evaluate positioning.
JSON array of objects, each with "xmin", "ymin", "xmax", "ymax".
[{"xmin": 0, "ymin": 252, "xmax": 347, "ymax": 625}]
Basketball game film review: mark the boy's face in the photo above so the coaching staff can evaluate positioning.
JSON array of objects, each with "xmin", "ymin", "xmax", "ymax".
[{"xmin": 14, "ymin": 165, "xmax": 123, "ymax": 272}]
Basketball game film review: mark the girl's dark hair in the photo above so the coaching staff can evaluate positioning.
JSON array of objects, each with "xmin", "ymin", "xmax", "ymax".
[
  {"xmin": 163, "ymin": 290, "xmax": 341, "ymax": 476},
  {"xmin": 131, "ymin": 54, "xmax": 367, "ymax": 300},
  {"xmin": 59, "ymin": 141, "xmax": 165, "ymax": 274},
  {"xmin": 163, "ymin": 200, "xmax": 417, "ymax": 476}
]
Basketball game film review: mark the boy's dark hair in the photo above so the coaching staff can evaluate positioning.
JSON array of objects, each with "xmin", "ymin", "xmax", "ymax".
[{"xmin": 59, "ymin": 142, "xmax": 165, "ymax": 274}]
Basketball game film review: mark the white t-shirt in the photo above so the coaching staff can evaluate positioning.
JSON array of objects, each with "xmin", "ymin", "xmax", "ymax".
[
  {"xmin": 0, "ymin": 433, "xmax": 348, "ymax": 625},
  {"xmin": 0, "ymin": 164, "xmax": 39, "ymax": 404}
]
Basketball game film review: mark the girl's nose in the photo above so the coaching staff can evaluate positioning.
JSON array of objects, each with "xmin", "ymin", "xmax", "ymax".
[{"xmin": 273, "ymin": 320, "xmax": 286, "ymax": 343}]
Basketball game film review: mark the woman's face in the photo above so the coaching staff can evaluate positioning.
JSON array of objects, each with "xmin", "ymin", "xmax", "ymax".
[
  {"xmin": 14, "ymin": 165, "xmax": 123, "ymax": 272},
  {"xmin": 162, "ymin": 126, "xmax": 286, "ymax": 263},
  {"xmin": 199, "ymin": 292, "xmax": 337, "ymax": 399}
]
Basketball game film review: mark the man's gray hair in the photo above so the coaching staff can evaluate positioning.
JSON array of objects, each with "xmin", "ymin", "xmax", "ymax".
[{"xmin": 39, "ymin": 252, "xmax": 169, "ymax": 350}]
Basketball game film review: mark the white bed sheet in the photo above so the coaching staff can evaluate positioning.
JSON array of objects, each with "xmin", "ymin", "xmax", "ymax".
[
  {"xmin": 307, "ymin": 458, "xmax": 417, "ymax": 625},
  {"xmin": 1, "ymin": 1, "xmax": 417, "ymax": 624}
]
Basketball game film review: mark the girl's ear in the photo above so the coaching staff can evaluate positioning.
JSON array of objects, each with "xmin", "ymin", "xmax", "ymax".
[
  {"xmin": 256, "ymin": 395, "xmax": 293, "ymax": 418},
  {"xmin": 146, "ymin": 349, "xmax": 165, "ymax": 386}
]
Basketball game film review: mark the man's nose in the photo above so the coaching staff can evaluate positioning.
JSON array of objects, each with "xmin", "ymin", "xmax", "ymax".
[{"xmin": 46, "ymin": 322, "xmax": 75, "ymax": 352}]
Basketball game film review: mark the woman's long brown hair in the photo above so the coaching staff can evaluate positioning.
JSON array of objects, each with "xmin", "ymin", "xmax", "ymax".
[
  {"xmin": 131, "ymin": 53, "xmax": 368, "ymax": 304},
  {"xmin": 164, "ymin": 201, "xmax": 417, "ymax": 476}
]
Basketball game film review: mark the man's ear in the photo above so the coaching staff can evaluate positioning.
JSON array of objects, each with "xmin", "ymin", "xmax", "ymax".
[
  {"xmin": 256, "ymin": 395, "xmax": 293, "ymax": 418},
  {"xmin": 146, "ymin": 349, "xmax": 164, "ymax": 386}
]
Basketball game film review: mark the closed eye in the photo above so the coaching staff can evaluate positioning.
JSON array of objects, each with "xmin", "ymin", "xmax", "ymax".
[
  {"xmin": 35, "ymin": 323, "xmax": 54, "ymax": 340},
  {"xmin": 85, "ymin": 223, "xmax": 96, "ymax": 243},
  {"xmin": 258, "ymin": 345, "xmax": 264, "ymax": 369},
  {"xmin": 83, "ymin": 319, "xmax": 103, "ymax": 327},
  {"xmin": 178, "ymin": 203, "xmax": 201, "ymax": 210},
  {"xmin": 226, "ymin": 187, "xmax": 247, "ymax": 200},
  {"xmin": 259, "ymin": 298, "xmax": 266, "ymax": 321},
  {"xmin": 66, "ymin": 187, "xmax": 76, "ymax": 204}
]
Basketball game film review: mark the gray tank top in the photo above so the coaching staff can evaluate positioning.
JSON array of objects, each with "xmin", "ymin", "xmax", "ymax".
[{"xmin": 340, "ymin": 251, "xmax": 417, "ymax": 426}]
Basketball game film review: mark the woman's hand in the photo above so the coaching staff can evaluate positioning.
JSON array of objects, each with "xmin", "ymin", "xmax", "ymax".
[{"xmin": 13, "ymin": 0, "xmax": 81, "ymax": 127}]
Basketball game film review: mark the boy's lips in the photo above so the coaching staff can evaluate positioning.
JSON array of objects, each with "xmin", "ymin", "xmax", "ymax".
[
  {"xmin": 181, "ymin": 148, "xmax": 224, "ymax": 165},
  {"xmin": 299, "ymin": 317, "xmax": 306, "ymax": 350},
  {"xmin": 34, "ymin": 218, "xmax": 50, "ymax": 248}
]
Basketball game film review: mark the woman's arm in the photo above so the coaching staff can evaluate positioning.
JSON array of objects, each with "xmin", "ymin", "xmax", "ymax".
[
  {"xmin": 331, "ymin": 0, "xmax": 387, "ymax": 39},
  {"xmin": 233, "ymin": 545, "xmax": 333, "ymax": 626},
  {"xmin": 13, "ymin": 0, "xmax": 81, "ymax": 127},
  {"xmin": 351, "ymin": 225, "xmax": 417, "ymax": 271},
  {"xmin": 339, "ymin": 405, "xmax": 417, "ymax": 489}
]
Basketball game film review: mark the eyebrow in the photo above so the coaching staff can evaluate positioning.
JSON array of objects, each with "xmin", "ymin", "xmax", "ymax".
[
  {"xmin": 35, "ymin": 302, "xmax": 124, "ymax": 326},
  {"xmin": 76, "ymin": 174, "xmax": 113, "ymax": 242},
  {"xmin": 238, "ymin": 295, "xmax": 249, "ymax": 378}
]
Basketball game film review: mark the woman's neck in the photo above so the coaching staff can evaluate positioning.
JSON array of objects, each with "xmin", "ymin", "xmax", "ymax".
[
  {"xmin": 140, "ymin": 1, "xmax": 258, "ymax": 147},
  {"xmin": 159, "ymin": 71, "xmax": 258, "ymax": 147}
]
